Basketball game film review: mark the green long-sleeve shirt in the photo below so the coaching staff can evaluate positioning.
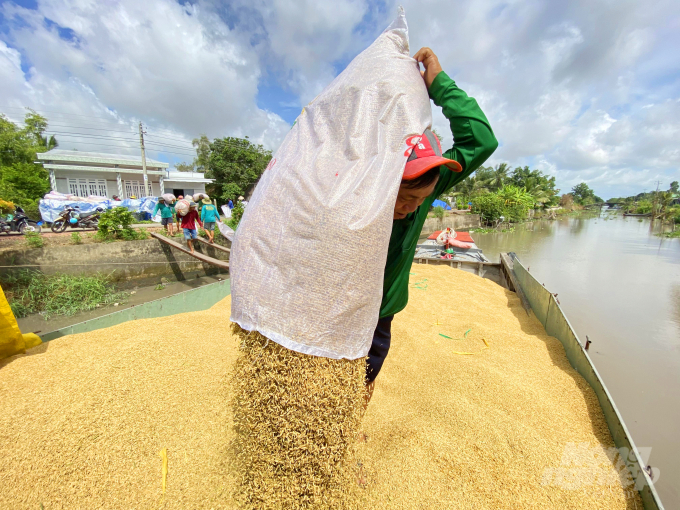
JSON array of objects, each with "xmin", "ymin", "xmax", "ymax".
[
  {"xmin": 379, "ymin": 71, "xmax": 498, "ymax": 318},
  {"xmin": 153, "ymin": 201, "xmax": 174, "ymax": 219}
]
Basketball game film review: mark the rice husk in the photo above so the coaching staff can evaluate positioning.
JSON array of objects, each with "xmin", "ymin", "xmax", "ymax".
[
  {"xmin": 0, "ymin": 265, "xmax": 642, "ymax": 509},
  {"xmin": 230, "ymin": 324, "xmax": 365, "ymax": 510}
]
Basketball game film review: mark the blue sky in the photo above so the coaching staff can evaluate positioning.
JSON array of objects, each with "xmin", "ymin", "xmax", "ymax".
[{"xmin": 1, "ymin": 0, "xmax": 679, "ymax": 199}]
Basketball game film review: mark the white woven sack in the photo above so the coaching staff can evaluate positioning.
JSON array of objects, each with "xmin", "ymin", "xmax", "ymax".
[
  {"xmin": 175, "ymin": 199, "xmax": 190, "ymax": 217},
  {"xmin": 230, "ymin": 9, "xmax": 432, "ymax": 359}
]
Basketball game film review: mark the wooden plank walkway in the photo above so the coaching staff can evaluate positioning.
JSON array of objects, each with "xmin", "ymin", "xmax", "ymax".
[
  {"xmin": 195, "ymin": 237, "xmax": 231, "ymax": 253},
  {"xmin": 150, "ymin": 232, "xmax": 230, "ymax": 270}
]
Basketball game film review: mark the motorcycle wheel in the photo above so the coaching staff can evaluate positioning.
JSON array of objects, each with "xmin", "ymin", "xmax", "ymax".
[
  {"xmin": 51, "ymin": 220, "xmax": 67, "ymax": 233},
  {"xmin": 20, "ymin": 221, "xmax": 42, "ymax": 234}
]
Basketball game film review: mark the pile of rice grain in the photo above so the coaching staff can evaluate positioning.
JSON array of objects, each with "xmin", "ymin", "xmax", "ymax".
[
  {"xmin": 0, "ymin": 264, "xmax": 641, "ymax": 509},
  {"xmin": 354, "ymin": 264, "xmax": 641, "ymax": 509}
]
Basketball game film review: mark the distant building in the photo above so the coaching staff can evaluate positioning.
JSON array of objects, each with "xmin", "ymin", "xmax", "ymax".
[{"xmin": 36, "ymin": 150, "xmax": 213, "ymax": 199}]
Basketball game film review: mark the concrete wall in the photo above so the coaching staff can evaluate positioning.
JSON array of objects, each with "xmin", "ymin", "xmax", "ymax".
[
  {"xmin": 421, "ymin": 213, "xmax": 480, "ymax": 235},
  {"xmin": 0, "ymin": 238, "xmax": 230, "ymax": 284},
  {"xmin": 164, "ymin": 182, "xmax": 206, "ymax": 197}
]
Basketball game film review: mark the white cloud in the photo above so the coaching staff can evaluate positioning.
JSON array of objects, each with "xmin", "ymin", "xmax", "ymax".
[
  {"xmin": 0, "ymin": 0, "xmax": 291, "ymax": 163},
  {"xmin": 233, "ymin": 0, "xmax": 372, "ymax": 104},
  {"xmin": 382, "ymin": 0, "xmax": 680, "ymax": 198}
]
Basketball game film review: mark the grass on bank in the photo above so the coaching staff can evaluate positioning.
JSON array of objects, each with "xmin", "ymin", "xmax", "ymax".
[
  {"xmin": 469, "ymin": 226, "xmax": 516, "ymax": 234},
  {"xmin": 24, "ymin": 231, "xmax": 44, "ymax": 248},
  {"xmin": 657, "ymin": 229, "xmax": 680, "ymax": 239},
  {"xmin": 1, "ymin": 270, "xmax": 126, "ymax": 319}
]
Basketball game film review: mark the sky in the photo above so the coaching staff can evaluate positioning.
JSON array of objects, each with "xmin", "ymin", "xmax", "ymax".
[{"xmin": 1, "ymin": 0, "xmax": 679, "ymax": 199}]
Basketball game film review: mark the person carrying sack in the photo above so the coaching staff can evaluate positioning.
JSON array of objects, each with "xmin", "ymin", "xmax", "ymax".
[
  {"xmin": 180, "ymin": 201, "xmax": 202, "ymax": 254},
  {"xmin": 153, "ymin": 197, "xmax": 176, "ymax": 236},
  {"xmin": 365, "ymin": 47, "xmax": 498, "ymax": 403},
  {"xmin": 200, "ymin": 198, "xmax": 219, "ymax": 244}
]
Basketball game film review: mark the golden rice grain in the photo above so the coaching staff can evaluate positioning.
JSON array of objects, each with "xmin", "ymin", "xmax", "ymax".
[
  {"xmin": 230, "ymin": 325, "xmax": 364, "ymax": 510},
  {"xmin": 0, "ymin": 264, "xmax": 642, "ymax": 509}
]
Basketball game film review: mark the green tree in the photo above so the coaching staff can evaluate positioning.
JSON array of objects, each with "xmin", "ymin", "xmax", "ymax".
[
  {"xmin": 0, "ymin": 110, "xmax": 55, "ymax": 218},
  {"xmin": 192, "ymin": 134, "xmax": 211, "ymax": 171},
  {"xmin": 471, "ymin": 193, "xmax": 505, "ymax": 223},
  {"xmin": 670, "ymin": 181, "xmax": 679, "ymax": 194},
  {"xmin": 560, "ymin": 193, "xmax": 575, "ymax": 209},
  {"xmin": 206, "ymin": 137, "xmax": 272, "ymax": 202},
  {"xmin": 227, "ymin": 201, "xmax": 245, "ymax": 230},
  {"xmin": 488, "ymin": 163, "xmax": 509, "ymax": 191},
  {"xmin": 175, "ymin": 161, "xmax": 195, "ymax": 172},
  {"xmin": 571, "ymin": 182, "xmax": 595, "ymax": 204},
  {"xmin": 509, "ymin": 166, "xmax": 559, "ymax": 207},
  {"xmin": 658, "ymin": 191, "xmax": 674, "ymax": 220},
  {"xmin": 471, "ymin": 185, "xmax": 535, "ymax": 224}
]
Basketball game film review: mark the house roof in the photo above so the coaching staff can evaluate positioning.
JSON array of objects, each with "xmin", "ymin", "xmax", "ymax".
[
  {"xmin": 36, "ymin": 149, "xmax": 169, "ymax": 168},
  {"xmin": 165, "ymin": 171, "xmax": 214, "ymax": 184}
]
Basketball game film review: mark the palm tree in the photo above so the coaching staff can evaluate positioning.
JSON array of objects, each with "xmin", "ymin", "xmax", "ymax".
[
  {"xmin": 488, "ymin": 163, "xmax": 509, "ymax": 191},
  {"xmin": 658, "ymin": 191, "xmax": 673, "ymax": 220},
  {"xmin": 41, "ymin": 134, "xmax": 58, "ymax": 150}
]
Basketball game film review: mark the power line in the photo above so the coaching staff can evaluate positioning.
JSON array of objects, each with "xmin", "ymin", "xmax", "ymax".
[
  {"xmin": 43, "ymin": 140, "xmax": 139, "ymax": 150},
  {"xmin": 46, "ymin": 131, "xmax": 139, "ymax": 142},
  {"xmin": 145, "ymin": 140, "xmax": 197, "ymax": 151},
  {"xmin": 45, "ymin": 123, "xmax": 138, "ymax": 134},
  {"xmin": 38, "ymin": 139, "xmax": 195, "ymax": 158},
  {"xmin": 16, "ymin": 120, "xmax": 138, "ymax": 134},
  {"xmin": 8, "ymin": 110, "xmax": 253, "ymax": 150},
  {"xmin": 146, "ymin": 132, "xmax": 195, "ymax": 144},
  {"xmin": 0, "ymin": 104, "xmax": 129, "ymax": 122}
]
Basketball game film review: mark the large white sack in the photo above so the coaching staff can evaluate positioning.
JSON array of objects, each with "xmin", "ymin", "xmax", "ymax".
[{"xmin": 230, "ymin": 9, "xmax": 432, "ymax": 359}]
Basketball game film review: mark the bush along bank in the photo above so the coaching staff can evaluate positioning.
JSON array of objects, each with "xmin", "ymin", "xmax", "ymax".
[{"xmin": 1, "ymin": 270, "xmax": 125, "ymax": 319}]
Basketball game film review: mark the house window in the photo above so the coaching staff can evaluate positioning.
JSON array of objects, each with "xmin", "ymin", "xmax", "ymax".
[
  {"xmin": 67, "ymin": 178, "xmax": 108, "ymax": 198},
  {"xmin": 124, "ymin": 180, "xmax": 149, "ymax": 199}
]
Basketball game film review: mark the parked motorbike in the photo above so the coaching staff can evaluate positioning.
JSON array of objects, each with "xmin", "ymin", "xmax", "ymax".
[
  {"xmin": 50, "ymin": 206, "xmax": 104, "ymax": 233},
  {"xmin": 0, "ymin": 206, "xmax": 42, "ymax": 234}
]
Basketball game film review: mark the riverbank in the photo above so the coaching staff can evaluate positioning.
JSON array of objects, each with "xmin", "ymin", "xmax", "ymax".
[
  {"xmin": 15, "ymin": 274, "xmax": 227, "ymax": 336},
  {"xmin": 0, "ymin": 234, "xmax": 230, "ymax": 283}
]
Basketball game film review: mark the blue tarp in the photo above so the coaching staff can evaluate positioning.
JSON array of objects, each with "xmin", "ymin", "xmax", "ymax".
[
  {"xmin": 432, "ymin": 199, "xmax": 451, "ymax": 210},
  {"xmin": 39, "ymin": 197, "xmax": 159, "ymax": 223}
]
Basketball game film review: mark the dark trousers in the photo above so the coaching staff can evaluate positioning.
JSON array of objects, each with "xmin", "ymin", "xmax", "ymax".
[{"xmin": 366, "ymin": 315, "xmax": 394, "ymax": 383}]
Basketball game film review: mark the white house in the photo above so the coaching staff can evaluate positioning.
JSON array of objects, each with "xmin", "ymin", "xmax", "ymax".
[{"xmin": 36, "ymin": 150, "xmax": 213, "ymax": 199}]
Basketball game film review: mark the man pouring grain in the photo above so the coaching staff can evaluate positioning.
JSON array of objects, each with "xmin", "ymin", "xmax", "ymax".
[{"xmin": 365, "ymin": 47, "xmax": 498, "ymax": 402}]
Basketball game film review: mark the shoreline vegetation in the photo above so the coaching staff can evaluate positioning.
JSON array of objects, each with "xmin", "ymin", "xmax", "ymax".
[
  {"xmin": 1, "ymin": 270, "xmax": 125, "ymax": 319},
  {"xmin": 430, "ymin": 163, "xmax": 679, "ymax": 229}
]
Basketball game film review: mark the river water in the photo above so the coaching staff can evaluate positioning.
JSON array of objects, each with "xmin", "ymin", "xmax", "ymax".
[{"xmin": 471, "ymin": 211, "xmax": 680, "ymax": 507}]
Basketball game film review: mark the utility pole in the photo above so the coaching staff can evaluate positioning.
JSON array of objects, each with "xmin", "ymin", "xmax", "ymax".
[{"xmin": 139, "ymin": 121, "xmax": 151, "ymax": 197}]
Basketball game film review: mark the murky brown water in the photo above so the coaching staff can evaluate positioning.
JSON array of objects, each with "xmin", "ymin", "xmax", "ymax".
[{"xmin": 472, "ymin": 211, "xmax": 680, "ymax": 507}]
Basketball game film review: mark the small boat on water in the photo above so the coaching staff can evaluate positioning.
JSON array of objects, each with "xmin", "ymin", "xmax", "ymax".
[
  {"xmin": 623, "ymin": 212, "xmax": 652, "ymax": 217},
  {"xmin": 415, "ymin": 228, "xmax": 489, "ymax": 263}
]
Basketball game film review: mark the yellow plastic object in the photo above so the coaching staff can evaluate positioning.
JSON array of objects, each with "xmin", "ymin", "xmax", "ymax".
[
  {"xmin": 0, "ymin": 284, "xmax": 42, "ymax": 360},
  {"xmin": 159, "ymin": 448, "xmax": 168, "ymax": 494}
]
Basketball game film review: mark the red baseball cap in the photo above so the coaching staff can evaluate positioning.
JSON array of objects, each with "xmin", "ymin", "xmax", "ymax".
[{"xmin": 403, "ymin": 129, "xmax": 462, "ymax": 179}]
